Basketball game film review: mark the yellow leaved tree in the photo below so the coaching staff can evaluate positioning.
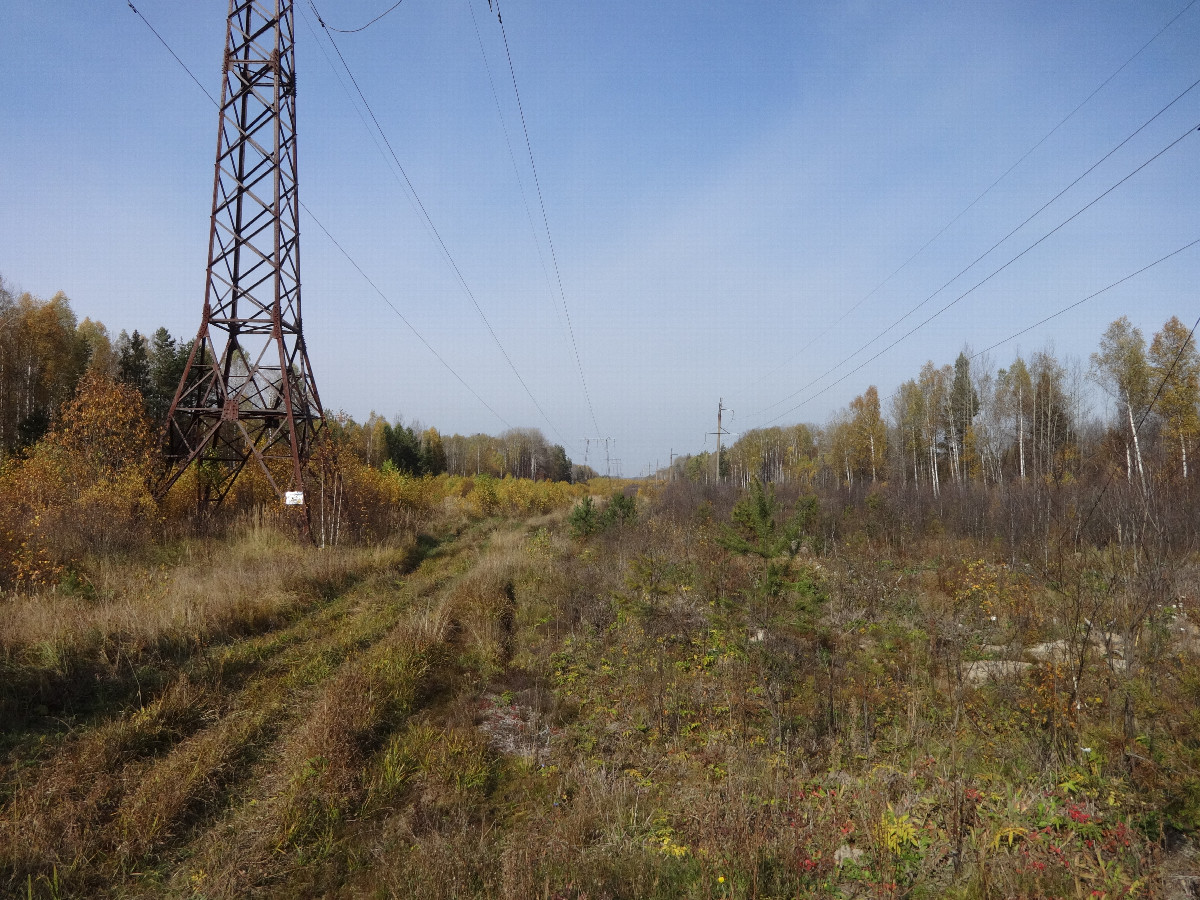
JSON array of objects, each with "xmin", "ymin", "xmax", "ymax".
[{"xmin": 0, "ymin": 372, "xmax": 159, "ymax": 587}]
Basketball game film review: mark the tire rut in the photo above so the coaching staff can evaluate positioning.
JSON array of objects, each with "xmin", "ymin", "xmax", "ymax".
[{"xmin": 2, "ymin": 526, "xmax": 479, "ymax": 899}]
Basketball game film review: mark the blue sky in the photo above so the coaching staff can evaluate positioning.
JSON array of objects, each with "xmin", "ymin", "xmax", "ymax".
[{"xmin": 3, "ymin": 1, "xmax": 1198, "ymax": 474}]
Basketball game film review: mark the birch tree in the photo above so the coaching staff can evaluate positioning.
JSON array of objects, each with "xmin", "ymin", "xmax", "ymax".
[
  {"xmin": 1090, "ymin": 318, "xmax": 1150, "ymax": 492},
  {"xmin": 848, "ymin": 386, "xmax": 886, "ymax": 483},
  {"xmin": 1148, "ymin": 316, "xmax": 1199, "ymax": 479},
  {"xmin": 891, "ymin": 379, "xmax": 926, "ymax": 488},
  {"xmin": 997, "ymin": 357, "xmax": 1032, "ymax": 482}
]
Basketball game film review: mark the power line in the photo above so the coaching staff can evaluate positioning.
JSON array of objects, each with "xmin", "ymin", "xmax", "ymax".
[
  {"xmin": 1077, "ymin": 309, "xmax": 1200, "ymax": 537},
  {"xmin": 763, "ymin": 121, "xmax": 1199, "ymax": 425},
  {"xmin": 490, "ymin": 0, "xmax": 602, "ymax": 440},
  {"xmin": 464, "ymin": 0, "xmax": 572, "ymax": 376},
  {"xmin": 127, "ymin": 1, "xmax": 511, "ymax": 431},
  {"xmin": 301, "ymin": 204, "xmax": 512, "ymax": 429},
  {"xmin": 730, "ymin": 0, "xmax": 1200, "ymax": 401},
  {"xmin": 294, "ymin": 9, "xmax": 434, "ymax": 257},
  {"xmin": 716, "ymin": 267, "xmax": 1200, "ymax": 554},
  {"xmin": 755, "ymin": 110, "xmax": 1200, "ymax": 426},
  {"xmin": 791, "ymin": 235, "xmax": 1198, "ymax": 438},
  {"xmin": 306, "ymin": 0, "xmax": 574, "ymax": 449},
  {"xmin": 126, "ymin": 2, "xmax": 217, "ymax": 107},
  {"xmin": 970, "ymin": 237, "xmax": 1200, "ymax": 361},
  {"xmin": 319, "ymin": 0, "xmax": 405, "ymax": 34},
  {"xmin": 753, "ymin": 77, "xmax": 1200, "ymax": 420}
]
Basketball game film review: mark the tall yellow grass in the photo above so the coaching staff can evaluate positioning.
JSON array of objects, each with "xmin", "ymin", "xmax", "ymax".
[{"xmin": 0, "ymin": 524, "xmax": 413, "ymax": 670}]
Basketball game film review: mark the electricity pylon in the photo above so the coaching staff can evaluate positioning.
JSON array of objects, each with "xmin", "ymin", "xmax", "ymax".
[{"xmin": 159, "ymin": 0, "xmax": 322, "ymax": 511}]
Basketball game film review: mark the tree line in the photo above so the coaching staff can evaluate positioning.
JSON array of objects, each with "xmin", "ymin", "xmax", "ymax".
[
  {"xmin": 8, "ymin": 278, "xmax": 1191, "ymax": 499},
  {"xmin": 0, "ymin": 280, "xmax": 584, "ymax": 483},
  {"xmin": 0, "ymin": 278, "xmax": 190, "ymax": 454},
  {"xmin": 671, "ymin": 315, "xmax": 1198, "ymax": 496},
  {"xmin": 328, "ymin": 415, "xmax": 585, "ymax": 482}
]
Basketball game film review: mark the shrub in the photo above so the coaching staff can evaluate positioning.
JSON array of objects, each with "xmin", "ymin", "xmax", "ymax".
[
  {"xmin": 567, "ymin": 496, "xmax": 599, "ymax": 537},
  {"xmin": 600, "ymin": 492, "xmax": 637, "ymax": 528},
  {"xmin": 0, "ymin": 373, "xmax": 159, "ymax": 586}
]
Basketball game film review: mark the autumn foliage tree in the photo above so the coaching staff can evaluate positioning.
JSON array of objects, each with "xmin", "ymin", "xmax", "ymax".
[
  {"xmin": 716, "ymin": 315, "xmax": 1194, "ymax": 508},
  {"xmin": 848, "ymin": 385, "xmax": 886, "ymax": 483},
  {"xmin": 0, "ymin": 286, "xmax": 90, "ymax": 453},
  {"xmin": 1091, "ymin": 317, "xmax": 1151, "ymax": 490},
  {"xmin": 0, "ymin": 372, "xmax": 159, "ymax": 585},
  {"xmin": 1148, "ymin": 315, "xmax": 1200, "ymax": 480}
]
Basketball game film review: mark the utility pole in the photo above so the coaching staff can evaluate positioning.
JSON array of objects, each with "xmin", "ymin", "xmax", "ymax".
[
  {"xmin": 158, "ymin": 0, "xmax": 322, "ymax": 515},
  {"xmin": 707, "ymin": 398, "xmax": 732, "ymax": 485},
  {"xmin": 581, "ymin": 437, "xmax": 614, "ymax": 479},
  {"xmin": 717, "ymin": 399, "xmax": 723, "ymax": 485}
]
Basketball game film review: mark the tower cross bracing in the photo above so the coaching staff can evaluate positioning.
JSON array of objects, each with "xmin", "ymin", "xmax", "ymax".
[{"xmin": 160, "ymin": 0, "xmax": 322, "ymax": 508}]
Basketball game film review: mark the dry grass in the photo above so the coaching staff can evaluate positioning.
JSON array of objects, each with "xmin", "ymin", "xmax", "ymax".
[
  {"xmin": 1, "ymin": 675, "xmax": 215, "ymax": 877},
  {"xmin": 3, "ymin": 485, "xmax": 1198, "ymax": 899},
  {"xmin": 332, "ymin": 488, "xmax": 1185, "ymax": 900},
  {"xmin": 0, "ymin": 523, "xmax": 418, "ymax": 724},
  {"xmin": 2, "ymin": 523, "xmax": 389, "ymax": 650},
  {"xmin": 0, "ymin": 517, "xmax": 447, "ymax": 898}
]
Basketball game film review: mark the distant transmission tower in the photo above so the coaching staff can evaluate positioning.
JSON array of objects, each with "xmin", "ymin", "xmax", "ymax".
[{"xmin": 159, "ymin": 0, "xmax": 322, "ymax": 510}]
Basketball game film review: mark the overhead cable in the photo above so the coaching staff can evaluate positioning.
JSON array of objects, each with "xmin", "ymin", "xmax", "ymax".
[
  {"xmin": 1077, "ymin": 308, "xmax": 1200, "ymax": 536},
  {"xmin": 751, "ymin": 77, "xmax": 1200, "ymax": 423},
  {"xmin": 127, "ymin": 1, "xmax": 512, "ymax": 430},
  {"xmin": 804, "ymin": 234, "xmax": 1199, "ymax": 436},
  {"xmin": 970, "ymin": 237, "xmax": 1200, "ymax": 361},
  {"xmin": 126, "ymin": 1, "xmax": 218, "ymax": 106},
  {"xmin": 490, "ymin": 0, "xmax": 603, "ymax": 440},
  {"xmin": 302, "ymin": 204, "xmax": 513, "ymax": 429},
  {"xmin": 465, "ymin": 0, "xmax": 571, "ymax": 373},
  {"xmin": 307, "ymin": 0, "xmax": 574, "ymax": 449},
  {"xmin": 733, "ymin": 0, "xmax": 1200, "ymax": 401},
  {"xmin": 761, "ymin": 121, "xmax": 1200, "ymax": 426},
  {"xmin": 318, "ymin": 0, "xmax": 405, "ymax": 34}
]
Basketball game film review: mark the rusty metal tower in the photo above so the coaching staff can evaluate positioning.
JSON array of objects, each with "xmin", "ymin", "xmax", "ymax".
[{"xmin": 160, "ymin": 0, "xmax": 322, "ymax": 509}]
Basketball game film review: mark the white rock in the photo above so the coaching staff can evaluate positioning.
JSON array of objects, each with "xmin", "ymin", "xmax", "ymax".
[
  {"xmin": 835, "ymin": 845, "xmax": 866, "ymax": 866},
  {"xmin": 964, "ymin": 659, "xmax": 1033, "ymax": 685},
  {"xmin": 1027, "ymin": 640, "xmax": 1070, "ymax": 662}
]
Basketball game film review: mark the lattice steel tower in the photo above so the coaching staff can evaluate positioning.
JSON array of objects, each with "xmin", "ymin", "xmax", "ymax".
[{"xmin": 160, "ymin": 0, "xmax": 322, "ymax": 508}]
